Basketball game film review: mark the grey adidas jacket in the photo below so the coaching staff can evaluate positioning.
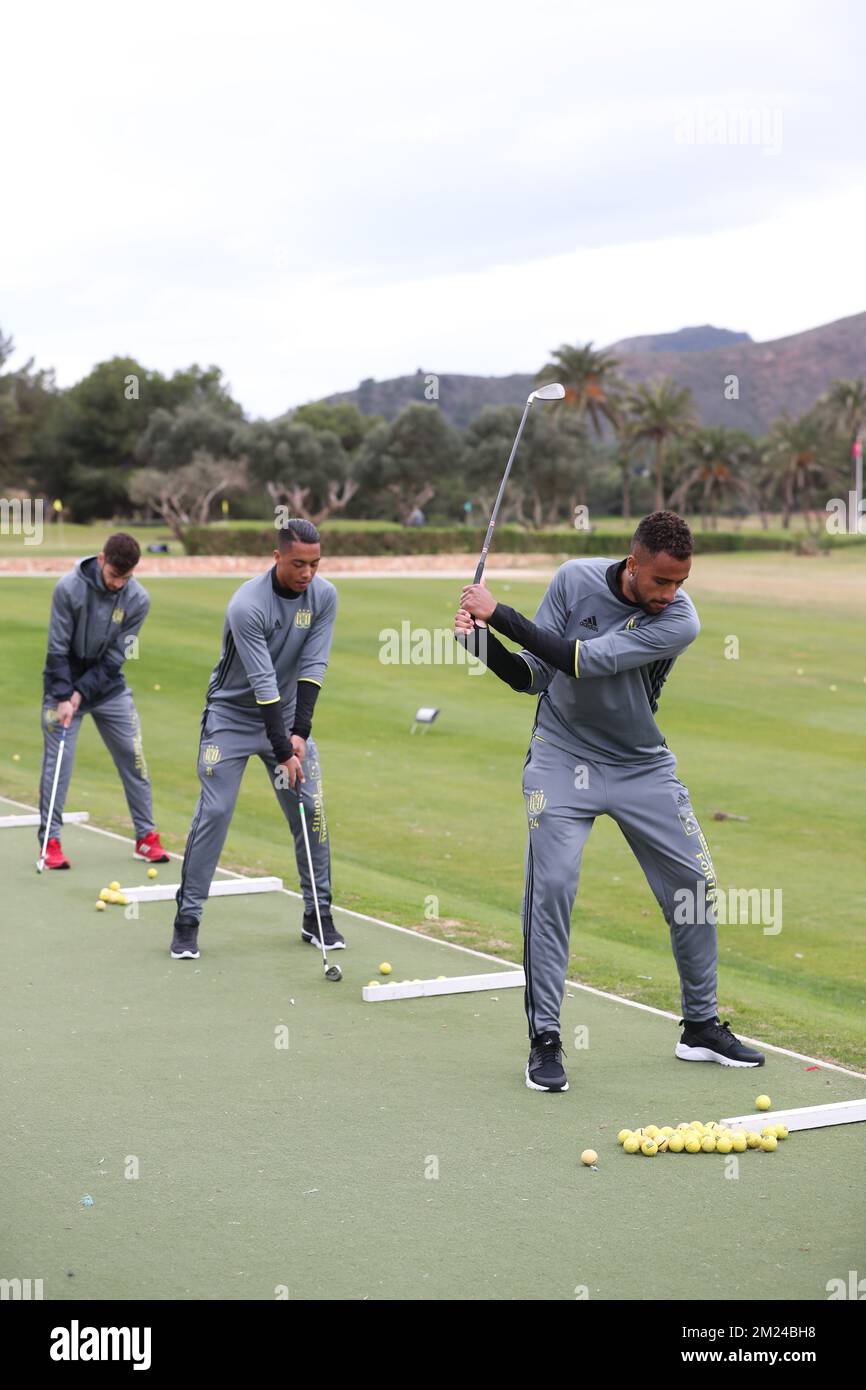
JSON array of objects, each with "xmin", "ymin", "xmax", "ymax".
[{"xmin": 43, "ymin": 556, "xmax": 151, "ymax": 708}]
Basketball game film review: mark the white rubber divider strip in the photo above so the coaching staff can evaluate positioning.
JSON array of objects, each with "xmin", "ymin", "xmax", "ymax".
[
  {"xmin": 4, "ymin": 793, "xmax": 865, "ymax": 1083},
  {"xmin": 0, "ymin": 811, "xmax": 89, "ymax": 828},
  {"xmin": 720, "ymin": 1099, "xmax": 866, "ymax": 1133}
]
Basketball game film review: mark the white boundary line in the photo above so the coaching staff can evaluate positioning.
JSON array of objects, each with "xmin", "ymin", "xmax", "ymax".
[{"xmin": 3, "ymin": 793, "xmax": 865, "ymax": 1081}]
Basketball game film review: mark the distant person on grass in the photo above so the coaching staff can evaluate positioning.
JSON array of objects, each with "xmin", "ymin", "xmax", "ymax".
[
  {"xmin": 39, "ymin": 532, "xmax": 170, "ymax": 869},
  {"xmin": 456, "ymin": 510, "xmax": 764, "ymax": 1092},
  {"xmin": 170, "ymin": 519, "xmax": 339, "ymax": 961}
]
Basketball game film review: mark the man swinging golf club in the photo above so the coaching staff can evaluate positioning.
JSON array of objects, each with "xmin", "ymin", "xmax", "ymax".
[
  {"xmin": 456, "ymin": 510, "xmax": 764, "ymax": 1091},
  {"xmin": 39, "ymin": 532, "xmax": 170, "ymax": 869},
  {"xmin": 171, "ymin": 519, "xmax": 340, "ymax": 961}
]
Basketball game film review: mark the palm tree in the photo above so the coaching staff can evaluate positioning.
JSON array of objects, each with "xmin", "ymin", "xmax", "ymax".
[
  {"xmin": 820, "ymin": 378, "xmax": 865, "ymax": 492},
  {"xmin": 535, "ymin": 343, "xmax": 624, "ymax": 437},
  {"xmin": 763, "ymin": 411, "xmax": 826, "ymax": 530},
  {"xmin": 624, "ymin": 378, "xmax": 698, "ymax": 511},
  {"xmin": 668, "ymin": 427, "xmax": 756, "ymax": 528}
]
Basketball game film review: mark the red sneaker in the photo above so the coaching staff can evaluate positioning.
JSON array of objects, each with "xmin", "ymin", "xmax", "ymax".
[
  {"xmin": 134, "ymin": 831, "xmax": 170, "ymax": 863},
  {"xmin": 41, "ymin": 837, "xmax": 70, "ymax": 869}
]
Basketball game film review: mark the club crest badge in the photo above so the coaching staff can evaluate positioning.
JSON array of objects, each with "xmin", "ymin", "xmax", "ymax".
[
  {"xmin": 203, "ymin": 744, "xmax": 221, "ymax": 765},
  {"xmin": 295, "ymin": 609, "xmax": 311, "ymax": 628},
  {"xmin": 526, "ymin": 789, "xmax": 547, "ymax": 816},
  {"xmin": 112, "ymin": 608, "xmax": 125, "ymax": 624}
]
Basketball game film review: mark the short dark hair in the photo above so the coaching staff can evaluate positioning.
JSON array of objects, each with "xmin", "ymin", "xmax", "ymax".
[
  {"xmin": 631, "ymin": 511, "xmax": 693, "ymax": 560},
  {"xmin": 277, "ymin": 519, "xmax": 321, "ymax": 548},
  {"xmin": 103, "ymin": 532, "xmax": 141, "ymax": 573}
]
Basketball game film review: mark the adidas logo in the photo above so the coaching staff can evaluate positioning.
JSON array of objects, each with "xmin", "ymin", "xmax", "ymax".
[{"xmin": 578, "ymin": 615, "xmax": 599, "ymax": 631}]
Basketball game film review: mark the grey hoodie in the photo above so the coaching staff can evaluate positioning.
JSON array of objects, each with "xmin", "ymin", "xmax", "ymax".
[{"xmin": 42, "ymin": 556, "xmax": 151, "ymax": 709}]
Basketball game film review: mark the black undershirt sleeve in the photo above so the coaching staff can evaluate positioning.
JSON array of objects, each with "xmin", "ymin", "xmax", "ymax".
[
  {"xmin": 291, "ymin": 679, "xmax": 320, "ymax": 739},
  {"xmin": 459, "ymin": 625, "xmax": 533, "ymax": 691},
  {"xmin": 487, "ymin": 603, "xmax": 577, "ymax": 676},
  {"xmin": 259, "ymin": 701, "xmax": 293, "ymax": 764}
]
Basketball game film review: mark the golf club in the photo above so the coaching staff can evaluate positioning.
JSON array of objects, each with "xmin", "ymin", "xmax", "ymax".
[
  {"xmin": 457, "ymin": 382, "xmax": 565, "ymax": 650},
  {"xmin": 296, "ymin": 785, "xmax": 342, "ymax": 982},
  {"xmin": 36, "ymin": 724, "xmax": 68, "ymax": 873},
  {"xmin": 472, "ymin": 382, "xmax": 565, "ymax": 585}
]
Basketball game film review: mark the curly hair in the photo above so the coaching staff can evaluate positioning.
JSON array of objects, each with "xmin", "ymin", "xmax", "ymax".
[
  {"xmin": 103, "ymin": 533, "xmax": 141, "ymax": 573},
  {"xmin": 631, "ymin": 511, "xmax": 693, "ymax": 560}
]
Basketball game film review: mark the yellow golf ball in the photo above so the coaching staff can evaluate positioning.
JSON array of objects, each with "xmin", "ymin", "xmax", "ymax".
[
  {"xmin": 366, "ymin": 980, "xmax": 380, "ymax": 987},
  {"xmin": 656, "ymin": 1137, "xmax": 669, "ymax": 1152},
  {"xmin": 690, "ymin": 1120, "xmax": 705, "ymax": 1133},
  {"xmin": 684, "ymin": 1136, "xmax": 702, "ymax": 1153},
  {"xmin": 109, "ymin": 881, "xmax": 121, "ymax": 892},
  {"xmin": 95, "ymin": 900, "xmax": 106, "ymax": 912},
  {"xmin": 667, "ymin": 1133, "xmax": 685, "ymax": 1153},
  {"xmin": 147, "ymin": 867, "xmax": 158, "ymax": 880},
  {"xmin": 731, "ymin": 1133, "xmax": 748, "ymax": 1152},
  {"xmin": 701, "ymin": 1135, "xmax": 717, "ymax": 1153},
  {"xmin": 761, "ymin": 1125, "xmax": 777, "ymax": 1139},
  {"xmin": 99, "ymin": 888, "xmax": 112, "ymax": 902},
  {"xmin": 12, "ymin": 753, "xmax": 21, "ymax": 762},
  {"xmin": 580, "ymin": 1149, "xmax": 598, "ymax": 1166},
  {"xmin": 379, "ymin": 963, "xmax": 392, "ymax": 975},
  {"xmin": 623, "ymin": 1136, "xmax": 640, "ymax": 1154},
  {"xmin": 644, "ymin": 1125, "xmax": 660, "ymax": 1139},
  {"xmin": 659, "ymin": 1126, "xmax": 674, "ymax": 1138},
  {"xmin": 755, "ymin": 1095, "xmax": 772, "ymax": 1111},
  {"xmin": 774, "ymin": 1124, "xmax": 789, "ymax": 1140},
  {"xmin": 746, "ymin": 1132, "xmax": 762, "ymax": 1149},
  {"xmin": 760, "ymin": 1134, "xmax": 778, "ymax": 1152},
  {"xmin": 715, "ymin": 1136, "xmax": 733, "ymax": 1154},
  {"xmin": 676, "ymin": 1122, "xmax": 691, "ymax": 1132},
  {"xmin": 154, "ymin": 684, "xmax": 161, "ymax": 691},
  {"xmin": 617, "ymin": 1129, "xmax": 633, "ymax": 1145},
  {"xmin": 640, "ymin": 1139, "xmax": 658, "ymax": 1156}
]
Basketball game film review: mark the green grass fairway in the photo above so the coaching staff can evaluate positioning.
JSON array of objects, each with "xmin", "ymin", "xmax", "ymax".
[
  {"xmin": 1, "ymin": 817, "xmax": 863, "ymax": 1302},
  {"xmin": 1, "ymin": 551, "xmax": 865, "ymax": 1073}
]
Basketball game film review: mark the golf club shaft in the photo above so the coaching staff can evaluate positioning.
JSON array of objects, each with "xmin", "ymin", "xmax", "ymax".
[
  {"xmin": 297, "ymin": 791, "xmax": 328, "ymax": 967},
  {"xmin": 38, "ymin": 725, "xmax": 67, "ymax": 870},
  {"xmin": 473, "ymin": 397, "xmax": 534, "ymax": 584}
]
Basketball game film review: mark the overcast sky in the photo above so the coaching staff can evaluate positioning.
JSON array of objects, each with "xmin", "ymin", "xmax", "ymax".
[{"xmin": 3, "ymin": 0, "xmax": 863, "ymax": 417}]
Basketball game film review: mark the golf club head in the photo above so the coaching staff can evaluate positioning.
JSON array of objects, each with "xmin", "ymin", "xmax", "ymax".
[
  {"xmin": 325, "ymin": 963, "xmax": 343, "ymax": 982},
  {"xmin": 528, "ymin": 382, "xmax": 565, "ymax": 403},
  {"xmin": 35, "ymin": 860, "xmax": 44, "ymax": 874}
]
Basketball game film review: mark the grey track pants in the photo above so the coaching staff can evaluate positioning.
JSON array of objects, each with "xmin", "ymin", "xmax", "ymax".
[
  {"xmin": 39, "ymin": 689, "xmax": 155, "ymax": 840},
  {"xmin": 521, "ymin": 735, "xmax": 718, "ymax": 1036},
  {"xmin": 174, "ymin": 710, "xmax": 331, "ymax": 926}
]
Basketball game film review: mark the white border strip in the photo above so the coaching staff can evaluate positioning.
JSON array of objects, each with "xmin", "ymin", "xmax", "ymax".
[
  {"xmin": 0, "ymin": 810, "xmax": 89, "ymax": 828},
  {"xmin": 363, "ymin": 970, "xmax": 524, "ymax": 1002},
  {"xmin": 3, "ymin": 794, "xmax": 864, "ymax": 1081},
  {"xmin": 721, "ymin": 1099, "xmax": 866, "ymax": 1133},
  {"xmin": 120, "ymin": 876, "xmax": 282, "ymax": 903}
]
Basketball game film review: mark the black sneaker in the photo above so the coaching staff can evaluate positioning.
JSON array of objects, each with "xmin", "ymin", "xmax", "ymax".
[
  {"xmin": 526, "ymin": 1031, "xmax": 569, "ymax": 1092},
  {"xmin": 301, "ymin": 911, "xmax": 345, "ymax": 950},
  {"xmin": 675, "ymin": 1017, "xmax": 764, "ymax": 1068},
  {"xmin": 171, "ymin": 919, "xmax": 200, "ymax": 960}
]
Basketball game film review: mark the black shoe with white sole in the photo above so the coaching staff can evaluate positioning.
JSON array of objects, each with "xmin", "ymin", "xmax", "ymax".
[
  {"xmin": 301, "ymin": 911, "xmax": 345, "ymax": 950},
  {"xmin": 526, "ymin": 1031, "xmax": 569, "ymax": 1091},
  {"xmin": 171, "ymin": 919, "xmax": 200, "ymax": 960},
  {"xmin": 675, "ymin": 1017, "xmax": 764, "ymax": 1067}
]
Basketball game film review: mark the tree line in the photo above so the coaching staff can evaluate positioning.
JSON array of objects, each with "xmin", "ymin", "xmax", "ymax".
[{"xmin": 1, "ymin": 327, "xmax": 862, "ymax": 535}]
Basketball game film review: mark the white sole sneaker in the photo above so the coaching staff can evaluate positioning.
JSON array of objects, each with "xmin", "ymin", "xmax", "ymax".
[
  {"xmin": 171, "ymin": 948, "xmax": 200, "ymax": 959},
  {"xmin": 675, "ymin": 1042, "xmax": 761, "ymax": 1068},
  {"xmin": 525, "ymin": 1064, "xmax": 569, "ymax": 1092}
]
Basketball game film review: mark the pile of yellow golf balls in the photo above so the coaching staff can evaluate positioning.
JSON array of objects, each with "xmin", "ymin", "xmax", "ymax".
[
  {"xmin": 96, "ymin": 881, "xmax": 129, "ymax": 907},
  {"xmin": 617, "ymin": 1103, "xmax": 788, "ymax": 1157}
]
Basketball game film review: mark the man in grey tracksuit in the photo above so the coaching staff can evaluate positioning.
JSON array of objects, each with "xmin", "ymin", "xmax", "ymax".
[
  {"xmin": 457, "ymin": 511, "xmax": 764, "ymax": 1091},
  {"xmin": 39, "ymin": 533, "xmax": 169, "ymax": 868},
  {"xmin": 171, "ymin": 519, "xmax": 339, "ymax": 961}
]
